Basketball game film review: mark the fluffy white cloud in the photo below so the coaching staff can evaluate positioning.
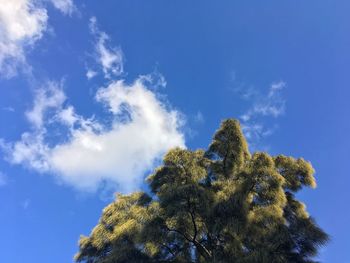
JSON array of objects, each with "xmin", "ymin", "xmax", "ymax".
[
  {"xmin": 1, "ymin": 78, "xmax": 185, "ymax": 192},
  {"xmin": 0, "ymin": 0, "xmax": 76, "ymax": 77},
  {"xmin": 50, "ymin": 0, "xmax": 75, "ymax": 16},
  {"xmin": 0, "ymin": 0, "xmax": 48, "ymax": 77},
  {"xmin": 88, "ymin": 17, "xmax": 124, "ymax": 79}
]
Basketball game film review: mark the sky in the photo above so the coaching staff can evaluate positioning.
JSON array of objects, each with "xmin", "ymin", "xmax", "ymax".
[{"xmin": 0, "ymin": 0, "xmax": 349, "ymax": 262}]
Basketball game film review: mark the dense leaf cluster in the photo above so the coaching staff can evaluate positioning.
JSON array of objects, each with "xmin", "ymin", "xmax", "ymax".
[{"xmin": 75, "ymin": 119, "xmax": 328, "ymax": 263}]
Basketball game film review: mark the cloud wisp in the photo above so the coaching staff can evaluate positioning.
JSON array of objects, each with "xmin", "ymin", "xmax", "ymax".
[
  {"xmin": 88, "ymin": 17, "xmax": 124, "ymax": 79},
  {"xmin": 49, "ymin": 0, "xmax": 76, "ymax": 16},
  {"xmin": 21, "ymin": 198, "xmax": 30, "ymax": 210},
  {"xmin": 233, "ymin": 80, "xmax": 286, "ymax": 149},
  {"xmin": 0, "ymin": 171, "xmax": 7, "ymax": 186},
  {"xmin": 240, "ymin": 81, "xmax": 286, "ymax": 122},
  {"xmin": 1, "ymin": 78, "xmax": 185, "ymax": 192}
]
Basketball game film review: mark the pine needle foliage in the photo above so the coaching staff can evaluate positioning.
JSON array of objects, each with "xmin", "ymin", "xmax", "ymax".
[{"xmin": 75, "ymin": 119, "xmax": 328, "ymax": 263}]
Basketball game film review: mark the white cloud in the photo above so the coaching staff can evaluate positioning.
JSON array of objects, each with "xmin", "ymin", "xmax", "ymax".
[
  {"xmin": 0, "ymin": 0, "xmax": 48, "ymax": 77},
  {"xmin": 49, "ymin": 0, "xmax": 76, "ymax": 16},
  {"xmin": 269, "ymin": 81, "xmax": 285, "ymax": 97},
  {"xmin": 241, "ymin": 122, "xmax": 276, "ymax": 146},
  {"xmin": 234, "ymin": 81, "xmax": 286, "ymax": 149},
  {"xmin": 88, "ymin": 17, "xmax": 124, "ymax": 79},
  {"xmin": 25, "ymin": 81, "xmax": 66, "ymax": 128},
  {"xmin": 10, "ymin": 132, "xmax": 51, "ymax": 172},
  {"xmin": 0, "ymin": 0, "xmax": 76, "ymax": 77},
  {"xmin": 240, "ymin": 81, "xmax": 286, "ymax": 122},
  {"xmin": 86, "ymin": 69, "xmax": 97, "ymax": 80},
  {"xmin": 1, "ymin": 77, "xmax": 185, "ymax": 192},
  {"xmin": 57, "ymin": 106, "xmax": 78, "ymax": 126}
]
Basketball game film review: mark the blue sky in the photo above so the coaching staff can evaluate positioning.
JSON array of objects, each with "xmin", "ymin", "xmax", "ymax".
[{"xmin": 0, "ymin": 0, "xmax": 349, "ymax": 262}]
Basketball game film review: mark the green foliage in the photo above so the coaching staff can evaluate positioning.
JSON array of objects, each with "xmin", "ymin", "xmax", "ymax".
[{"xmin": 75, "ymin": 119, "xmax": 328, "ymax": 263}]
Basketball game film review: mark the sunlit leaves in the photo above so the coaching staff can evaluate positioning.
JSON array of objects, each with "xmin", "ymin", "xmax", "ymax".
[{"xmin": 75, "ymin": 119, "xmax": 328, "ymax": 263}]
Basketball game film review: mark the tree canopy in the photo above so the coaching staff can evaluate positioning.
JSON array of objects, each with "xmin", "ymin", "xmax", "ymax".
[{"xmin": 75, "ymin": 119, "xmax": 328, "ymax": 263}]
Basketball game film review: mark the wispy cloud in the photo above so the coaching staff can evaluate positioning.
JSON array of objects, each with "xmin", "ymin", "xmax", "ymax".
[
  {"xmin": 21, "ymin": 198, "xmax": 30, "ymax": 210},
  {"xmin": 0, "ymin": 171, "xmax": 7, "ymax": 186},
  {"xmin": 49, "ymin": 0, "xmax": 76, "ymax": 16},
  {"xmin": 2, "ymin": 106, "xmax": 15, "ymax": 112},
  {"xmin": 25, "ymin": 81, "xmax": 66, "ymax": 129},
  {"xmin": 240, "ymin": 81, "xmax": 286, "ymax": 122},
  {"xmin": 86, "ymin": 69, "xmax": 97, "ymax": 80},
  {"xmin": 194, "ymin": 111, "xmax": 205, "ymax": 124},
  {"xmin": 232, "ymin": 77, "xmax": 286, "ymax": 150},
  {"xmin": 1, "ymin": 77, "xmax": 185, "ymax": 192},
  {"xmin": 88, "ymin": 17, "xmax": 124, "ymax": 79}
]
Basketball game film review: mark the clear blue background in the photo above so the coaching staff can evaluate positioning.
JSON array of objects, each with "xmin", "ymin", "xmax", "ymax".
[{"xmin": 0, "ymin": 0, "xmax": 349, "ymax": 262}]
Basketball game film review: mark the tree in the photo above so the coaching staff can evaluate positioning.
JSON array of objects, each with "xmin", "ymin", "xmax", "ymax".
[{"xmin": 75, "ymin": 119, "xmax": 328, "ymax": 263}]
